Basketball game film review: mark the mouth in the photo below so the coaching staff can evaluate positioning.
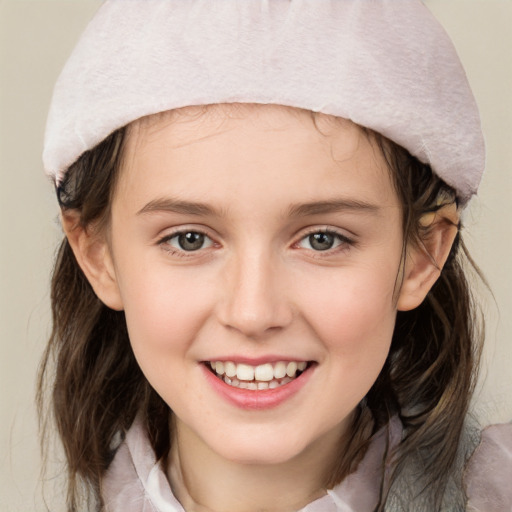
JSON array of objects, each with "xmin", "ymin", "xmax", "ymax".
[{"xmin": 205, "ymin": 360, "xmax": 313, "ymax": 390}]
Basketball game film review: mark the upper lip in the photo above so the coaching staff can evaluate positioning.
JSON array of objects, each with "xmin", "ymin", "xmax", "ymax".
[{"xmin": 202, "ymin": 356, "xmax": 312, "ymax": 365}]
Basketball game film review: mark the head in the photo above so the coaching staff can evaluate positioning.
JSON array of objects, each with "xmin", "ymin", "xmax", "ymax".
[
  {"xmin": 39, "ymin": 104, "xmax": 481, "ymax": 510},
  {"xmin": 40, "ymin": 2, "xmax": 485, "ymax": 510}
]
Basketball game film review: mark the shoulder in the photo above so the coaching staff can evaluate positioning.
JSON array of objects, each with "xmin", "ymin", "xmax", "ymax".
[
  {"xmin": 101, "ymin": 416, "xmax": 512, "ymax": 512},
  {"xmin": 464, "ymin": 422, "xmax": 512, "ymax": 512},
  {"xmin": 387, "ymin": 419, "xmax": 512, "ymax": 512},
  {"xmin": 102, "ymin": 417, "xmax": 184, "ymax": 512}
]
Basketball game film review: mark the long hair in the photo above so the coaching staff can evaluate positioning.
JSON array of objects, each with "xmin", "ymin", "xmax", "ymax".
[
  {"xmin": 367, "ymin": 134, "xmax": 483, "ymax": 510},
  {"xmin": 38, "ymin": 128, "xmax": 170, "ymax": 511},
  {"xmin": 37, "ymin": 115, "xmax": 483, "ymax": 511}
]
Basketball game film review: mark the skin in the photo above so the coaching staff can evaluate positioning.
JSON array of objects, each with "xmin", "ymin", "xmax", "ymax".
[{"xmin": 64, "ymin": 104, "xmax": 457, "ymax": 512}]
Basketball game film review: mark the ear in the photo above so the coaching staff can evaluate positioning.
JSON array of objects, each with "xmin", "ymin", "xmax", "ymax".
[
  {"xmin": 61, "ymin": 211, "xmax": 124, "ymax": 311},
  {"xmin": 397, "ymin": 205, "xmax": 459, "ymax": 311}
]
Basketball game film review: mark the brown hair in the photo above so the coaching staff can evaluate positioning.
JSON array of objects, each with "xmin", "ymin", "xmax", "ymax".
[
  {"xmin": 368, "ymin": 135, "xmax": 483, "ymax": 509},
  {"xmin": 37, "ymin": 114, "xmax": 483, "ymax": 512}
]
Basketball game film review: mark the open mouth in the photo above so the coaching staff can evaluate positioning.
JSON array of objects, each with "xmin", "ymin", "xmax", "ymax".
[{"xmin": 205, "ymin": 360, "xmax": 313, "ymax": 390}]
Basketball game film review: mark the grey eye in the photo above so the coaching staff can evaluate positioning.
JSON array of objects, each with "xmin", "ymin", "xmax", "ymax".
[
  {"xmin": 298, "ymin": 231, "xmax": 349, "ymax": 252},
  {"xmin": 308, "ymin": 232, "xmax": 336, "ymax": 251}
]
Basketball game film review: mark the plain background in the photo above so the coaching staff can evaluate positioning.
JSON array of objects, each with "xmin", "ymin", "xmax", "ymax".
[{"xmin": 1, "ymin": 1, "xmax": 511, "ymax": 510}]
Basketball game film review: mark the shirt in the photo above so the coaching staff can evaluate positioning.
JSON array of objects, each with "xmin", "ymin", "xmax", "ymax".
[{"xmin": 102, "ymin": 417, "xmax": 512, "ymax": 512}]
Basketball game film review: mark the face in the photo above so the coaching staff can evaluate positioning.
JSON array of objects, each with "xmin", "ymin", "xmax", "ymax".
[{"xmin": 107, "ymin": 105, "xmax": 405, "ymax": 467}]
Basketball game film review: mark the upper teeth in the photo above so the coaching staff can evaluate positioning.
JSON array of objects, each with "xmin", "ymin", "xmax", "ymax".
[{"xmin": 210, "ymin": 360, "xmax": 307, "ymax": 382}]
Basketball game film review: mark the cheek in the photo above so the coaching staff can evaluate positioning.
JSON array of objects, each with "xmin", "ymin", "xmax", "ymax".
[
  {"xmin": 115, "ymin": 258, "xmax": 216, "ymax": 360},
  {"xmin": 117, "ymin": 269, "xmax": 217, "ymax": 407},
  {"xmin": 299, "ymin": 269, "xmax": 397, "ymax": 413},
  {"xmin": 296, "ymin": 263, "xmax": 398, "ymax": 361}
]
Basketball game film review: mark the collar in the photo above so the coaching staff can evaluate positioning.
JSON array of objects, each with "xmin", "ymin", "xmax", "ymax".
[{"xmin": 102, "ymin": 416, "xmax": 403, "ymax": 512}]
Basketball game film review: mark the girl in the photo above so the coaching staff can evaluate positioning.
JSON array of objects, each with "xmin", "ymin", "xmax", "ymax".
[{"xmin": 38, "ymin": 1, "xmax": 511, "ymax": 511}]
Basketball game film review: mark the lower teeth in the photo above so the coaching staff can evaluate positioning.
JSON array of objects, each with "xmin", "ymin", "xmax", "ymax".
[{"xmin": 222, "ymin": 375, "xmax": 293, "ymax": 389}]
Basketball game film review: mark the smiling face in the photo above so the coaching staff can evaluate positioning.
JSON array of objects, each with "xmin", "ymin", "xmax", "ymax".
[{"xmin": 102, "ymin": 105, "xmax": 405, "ymax": 469}]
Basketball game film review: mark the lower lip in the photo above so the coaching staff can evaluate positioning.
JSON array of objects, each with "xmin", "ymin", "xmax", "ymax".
[{"xmin": 201, "ymin": 364, "xmax": 314, "ymax": 410}]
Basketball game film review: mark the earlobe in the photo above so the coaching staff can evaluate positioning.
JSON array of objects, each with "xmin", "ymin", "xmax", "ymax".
[
  {"xmin": 61, "ymin": 211, "xmax": 124, "ymax": 311},
  {"xmin": 397, "ymin": 206, "xmax": 459, "ymax": 312}
]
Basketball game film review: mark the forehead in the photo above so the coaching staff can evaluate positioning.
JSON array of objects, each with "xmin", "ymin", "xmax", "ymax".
[
  {"xmin": 127, "ymin": 104, "xmax": 365, "ymax": 154},
  {"xmin": 116, "ymin": 104, "xmax": 399, "ymax": 212}
]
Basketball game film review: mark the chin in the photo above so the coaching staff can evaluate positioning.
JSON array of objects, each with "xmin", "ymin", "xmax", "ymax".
[{"xmin": 204, "ymin": 427, "xmax": 322, "ymax": 466}]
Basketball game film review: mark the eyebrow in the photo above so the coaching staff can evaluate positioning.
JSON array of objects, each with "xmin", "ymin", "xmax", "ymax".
[
  {"xmin": 137, "ymin": 198, "xmax": 220, "ymax": 216},
  {"xmin": 287, "ymin": 199, "xmax": 381, "ymax": 217},
  {"xmin": 137, "ymin": 197, "xmax": 381, "ymax": 218}
]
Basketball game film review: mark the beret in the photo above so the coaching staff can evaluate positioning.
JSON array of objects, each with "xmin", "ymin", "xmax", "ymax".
[{"xmin": 43, "ymin": 0, "xmax": 485, "ymax": 202}]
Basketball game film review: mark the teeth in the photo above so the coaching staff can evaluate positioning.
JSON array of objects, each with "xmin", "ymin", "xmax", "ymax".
[
  {"xmin": 224, "ymin": 361, "xmax": 237, "ymax": 378},
  {"xmin": 223, "ymin": 374, "xmax": 292, "ymax": 391},
  {"xmin": 236, "ymin": 363, "xmax": 255, "ymax": 381},
  {"xmin": 254, "ymin": 363, "xmax": 274, "ymax": 382},
  {"xmin": 210, "ymin": 359, "xmax": 309, "ymax": 389},
  {"xmin": 286, "ymin": 361, "xmax": 298, "ymax": 377},
  {"xmin": 274, "ymin": 361, "xmax": 287, "ymax": 379}
]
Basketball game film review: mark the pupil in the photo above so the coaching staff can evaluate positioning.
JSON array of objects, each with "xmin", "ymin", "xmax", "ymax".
[
  {"xmin": 179, "ymin": 232, "xmax": 204, "ymax": 251},
  {"xmin": 310, "ymin": 232, "xmax": 334, "ymax": 251}
]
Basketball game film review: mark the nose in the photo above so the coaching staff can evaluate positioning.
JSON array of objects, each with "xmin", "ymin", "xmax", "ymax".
[{"xmin": 216, "ymin": 249, "xmax": 293, "ymax": 339}]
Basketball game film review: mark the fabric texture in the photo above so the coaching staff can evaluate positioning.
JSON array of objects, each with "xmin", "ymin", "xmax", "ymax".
[
  {"xmin": 102, "ymin": 417, "xmax": 512, "ymax": 512},
  {"xmin": 103, "ymin": 417, "xmax": 402, "ymax": 512},
  {"xmin": 464, "ymin": 423, "xmax": 512, "ymax": 512},
  {"xmin": 43, "ymin": 0, "xmax": 484, "ymax": 202}
]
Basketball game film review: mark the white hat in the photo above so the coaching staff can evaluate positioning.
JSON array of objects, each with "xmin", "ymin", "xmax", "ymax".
[{"xmin": 43, "ymin": 0, "xmax": 485, "ymax": 202}]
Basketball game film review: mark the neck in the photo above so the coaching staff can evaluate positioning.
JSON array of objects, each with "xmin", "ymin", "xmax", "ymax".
[{"xmin": 167, "ymin": 420, "xmax": 346, "ymax": 512}]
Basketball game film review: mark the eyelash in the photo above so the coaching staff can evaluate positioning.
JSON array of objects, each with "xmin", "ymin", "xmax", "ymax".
[
  {"xmin": 157, "ymin": 227, "xmax": 355, "ymax": 258},
  {"xmin": 294, "ymin": 228, "xmax": 354, "ymax": 256},
  {"xmin": 158, "ymin": 229, "xmax": 216, "ymax": 258}
]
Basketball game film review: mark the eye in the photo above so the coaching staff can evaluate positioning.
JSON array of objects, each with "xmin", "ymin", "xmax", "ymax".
[
  {"xmin": 298, "ymin": 230, "xmax": 351, "ymax": 252},
  {"xmin": 163, "ymin": 231, "xmax": 214, "ymax": 252}
]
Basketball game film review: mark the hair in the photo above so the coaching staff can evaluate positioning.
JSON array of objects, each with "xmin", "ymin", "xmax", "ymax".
[{"xmin": 37, "ymin": 109, "xmax": 483, "ymax": 512}]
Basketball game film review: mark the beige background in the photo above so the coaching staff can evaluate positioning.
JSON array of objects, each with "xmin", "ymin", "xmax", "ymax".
[{"xmin": 1, "ymin": 1, "xmax": 511, "ymax": 510}]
